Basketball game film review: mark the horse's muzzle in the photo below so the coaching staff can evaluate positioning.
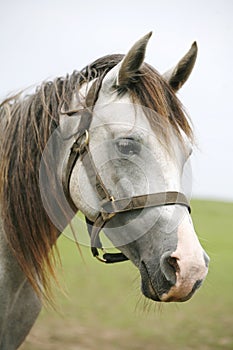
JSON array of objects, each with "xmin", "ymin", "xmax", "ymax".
[{"xmin": 140, "ymin": 249, "xmax": 209, "ymax": 302}]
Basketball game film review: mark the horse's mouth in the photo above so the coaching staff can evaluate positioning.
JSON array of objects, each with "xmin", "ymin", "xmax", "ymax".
[
  {"xmin": 140, "ymin": 260, "xmax": 205, "ymax": 303},
  {"xmin": 140, "ymin": 261, "xmax": 161, "ymax": 302}
]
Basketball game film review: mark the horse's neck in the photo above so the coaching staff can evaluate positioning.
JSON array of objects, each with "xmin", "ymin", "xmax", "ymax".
[
  {"xmin": 0, "ymin": 219, "xmax": 24, "ymax": 288},
  {"xmin": 0, "ymin": 219, "xmax": 42, "ymax": 349}
]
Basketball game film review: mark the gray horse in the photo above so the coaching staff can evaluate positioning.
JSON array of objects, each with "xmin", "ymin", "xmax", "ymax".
[{"xmin": 0, "ymin": 32, "xmax": 209, "ymax": 349}]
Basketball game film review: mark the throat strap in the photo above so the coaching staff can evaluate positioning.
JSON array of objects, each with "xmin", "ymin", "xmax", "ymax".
[{"xmin": 85, "ymin": 217, "xmax": 129, "ymax": 263}]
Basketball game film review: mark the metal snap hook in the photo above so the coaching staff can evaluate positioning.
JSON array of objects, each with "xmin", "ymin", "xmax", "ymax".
[{"xmin": 95, "ymin": 248, "xmax": 107, "ymax": 263}]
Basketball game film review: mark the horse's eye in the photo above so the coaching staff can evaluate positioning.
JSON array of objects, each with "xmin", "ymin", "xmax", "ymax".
[{"xmin": 115, "ymin": 138, "xmax": 141, "ymax": 156}]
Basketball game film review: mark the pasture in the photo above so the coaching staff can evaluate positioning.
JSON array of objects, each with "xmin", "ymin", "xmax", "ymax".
[{"xmin": 21, "ymin": 200, "xmax": 233, "ymax": 350}]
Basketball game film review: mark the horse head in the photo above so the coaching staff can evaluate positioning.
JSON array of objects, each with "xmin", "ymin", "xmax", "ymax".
[{"xmin": 49, "ymin": 33, "xmax": 209, "ymax": 302}]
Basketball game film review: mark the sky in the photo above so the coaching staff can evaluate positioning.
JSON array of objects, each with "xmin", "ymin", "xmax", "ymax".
[{"xmin": 0, "ymin": 0, "xmax": 232, "ymax": 201}]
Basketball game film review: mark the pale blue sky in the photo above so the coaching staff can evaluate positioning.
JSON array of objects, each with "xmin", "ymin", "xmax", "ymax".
[{"xmin": 1, "ymin": 0, "xmax": 232, "ymax": 201}]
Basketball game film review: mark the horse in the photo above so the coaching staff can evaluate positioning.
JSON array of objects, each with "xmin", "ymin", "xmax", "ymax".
[{"xmin": 0, "ymin": 32, "xmax": 209, "ymax": 349}]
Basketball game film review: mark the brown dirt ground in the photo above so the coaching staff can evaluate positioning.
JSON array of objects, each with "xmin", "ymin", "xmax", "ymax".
[{"xmin": 20, "ymin": 317, "xmax": 164, "ymax": 350}]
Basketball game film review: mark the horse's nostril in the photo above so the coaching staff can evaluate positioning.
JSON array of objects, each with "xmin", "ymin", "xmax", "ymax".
[
  {"xmin": 167, "ymin": 256, "xmax": 180, "ymax": 273},
  {"xmin": 160, "ymin": 252, "xmax": 177, "ymax": 285},
  {"xmin": 192, "ymin": 279, "xmax": 203, "ymax": 292}
]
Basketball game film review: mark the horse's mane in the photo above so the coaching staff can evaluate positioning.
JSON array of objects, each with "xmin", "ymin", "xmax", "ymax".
[{"xmin": 0, "ymin": 54, "xmax": 192, "ymax": 303}]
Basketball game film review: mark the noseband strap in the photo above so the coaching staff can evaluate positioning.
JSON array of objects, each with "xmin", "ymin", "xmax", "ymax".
[
  {"xmin": 62, "ymin": 78, "xmax": 191, "ymax": 264},
  {"xmin": 101, "ymin": 192, "xmax": 190, "ymax": 219}
]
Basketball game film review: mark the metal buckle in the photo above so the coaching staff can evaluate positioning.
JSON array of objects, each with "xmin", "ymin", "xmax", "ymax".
[
  {"xmin": 100, "ymin": 196, "xmax": 116, "ymax": 221},
  {"xmin": 73, "ymin": 130, "xmax": 89, "ymax": 153}
]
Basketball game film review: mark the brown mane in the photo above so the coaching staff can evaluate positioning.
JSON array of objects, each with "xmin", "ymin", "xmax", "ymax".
[{"xmin": 0, "ymin": 54, "xmax": 193, "ymax": 303}]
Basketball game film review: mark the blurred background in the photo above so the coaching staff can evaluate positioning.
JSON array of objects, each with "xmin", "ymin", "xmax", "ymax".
[
  {"xmin": 1, "ymin": 0, "xmax": 233, "ymax": 201},
  {"xmin": 1, "ymin": 1, "xmax": 232, "ymax": 349}
]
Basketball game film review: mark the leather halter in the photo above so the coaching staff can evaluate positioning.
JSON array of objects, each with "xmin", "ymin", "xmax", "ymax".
[{"xmin": 62, "ymin": 79, "xmax": 191, "ymax": 263}]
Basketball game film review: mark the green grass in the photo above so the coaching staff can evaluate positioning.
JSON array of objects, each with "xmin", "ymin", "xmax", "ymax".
[{"xmin": 22, "ymin": 200, "xmax": 233, "ymax": 350}]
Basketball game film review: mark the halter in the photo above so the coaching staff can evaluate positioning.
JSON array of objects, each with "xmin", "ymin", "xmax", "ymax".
[{"xmin": 62, "ymin": 79, "xmax": 191, "ymax": 263}]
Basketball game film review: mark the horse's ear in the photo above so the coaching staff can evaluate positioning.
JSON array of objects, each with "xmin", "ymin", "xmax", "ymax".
[
  {"xmin": 163, "ymin": 42, "xmax": 198, "ymax": 92},
  {"xmin": 117, "ymin": 32, "xmax": 152, "ymax": 87}
]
